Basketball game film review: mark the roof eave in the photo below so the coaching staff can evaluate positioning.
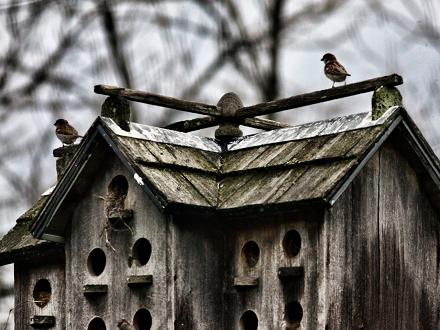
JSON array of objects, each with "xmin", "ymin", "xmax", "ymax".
[{"xmin": 31, "ymin": 117, "xmax": 170, "ymax": 241}]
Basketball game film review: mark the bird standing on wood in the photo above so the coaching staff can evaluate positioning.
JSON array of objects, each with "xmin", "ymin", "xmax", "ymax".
[
  {"xmin": 54, "ymin": 119, "xmax": 82, "ymax": 146},
  {"xmin": 321, "ymin": 53, "xmax": 351, "ymax": 87},
  {"xmin": 117, "ymin": 319, "xmax": 135, "ymax": 330}
]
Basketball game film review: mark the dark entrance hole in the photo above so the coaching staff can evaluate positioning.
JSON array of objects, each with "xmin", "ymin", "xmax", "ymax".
[
  {"xmin": 87, "ymin": 248, "xmax": 106, "ymax": 276},
  {"xmin": 87, "ymin": 317, "xmax": 106, "ymax": 330},
  {"xmin": 241, "ymin": 241, "xmax": 260, "ymax": 268},
  {"xmin": 285, "ymin": 301, "xmax": 303, "ymax": 325},
  {"xmin": 133, "ymin": 308, "xmax": 152, "ymax": 329},
  {"xmin": 240, "ymin": 310, "xmax": 258, "ymax": 330},
  {"xmin": 282, "ymin": 230, "xmax": 301, "ymax": 257},
  {"xmin": 132, "ymin": 238, "xmax": 152, "ymax": 266},
  {"xmin": 33, "ymin": 279, "xmax": 51, "ymax": 308}
]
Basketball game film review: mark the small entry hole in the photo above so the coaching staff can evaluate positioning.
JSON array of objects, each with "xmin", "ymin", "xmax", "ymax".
[
  {"xmin": 87, "ymin": 317, "xmax": 106, "ymax": 330},
  {"xmin": 283, "ymin": 230, "xmax": 301, "ymax": 257},
  {"xmin": 132, "ymin": 238, "xmax": 152, "ymax": 266},
  {"xmin": 285, "ymin": 301, "xmax": 303, "ymax": 325},
  {"xmin": 106, "ymin": 175, "xmax": 129, "ymax": 217},
  {"xmin": 133, "ymin": 308, "xmax": 152, "ymax": 329},
  {"xmin": 240, "ymin": 310, "xmax": 258, "ymax": 330},
  {"xmin": 241, "ymin": 241, "xmax": 260, "ymax": 268},
  {"xmin": 33, "ymin": 279, "xmax": 51, "ymax": 308},
  {"xmin": 87, "ymin": 248, "xmax": 106, "ymax": 276}
]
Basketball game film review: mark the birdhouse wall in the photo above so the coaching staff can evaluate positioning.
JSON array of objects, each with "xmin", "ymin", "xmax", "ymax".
[
  {"xmin": 170, "ymin": 210, "xmax": 323, "ymax": 329},
  {"xmin": 320, "ymin": 140, "xmax": 440, "ymax": 329},
  {"xmin": 64, "ymin": 151, "xmax": 168, "ymax": 329},
  {"xmin": 222, "ymin": 213, "xmax": 322, "ymax": 329},
  {"xmin": 14, "ymin": 253, "xmax": 65, "ymax": 329}
]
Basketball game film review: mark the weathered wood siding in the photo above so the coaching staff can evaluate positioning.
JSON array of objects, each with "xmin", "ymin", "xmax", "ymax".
[
  {"xmin": 14, "ymin": 254, "xmax": 65, "ymax": 329},
  {"xmin": 171, "ymin": 210, "xmax": 322, "ymax": 330},
  {"xmin": 321, "ymin": 140, "xmax": 440, "ymax": 329},
  {"xmin": 65, "ymin": 151, "xmax": 168, "ymax": 329}
]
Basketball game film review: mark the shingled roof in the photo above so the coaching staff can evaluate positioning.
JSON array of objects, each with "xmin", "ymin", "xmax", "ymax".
[
  {"xmin": 107, "ymin": 109, "xmax": 393, "ymax": 210},
  {"xmin": 1, "ymin": 104, "xmax": 439, "ymax": 261}
]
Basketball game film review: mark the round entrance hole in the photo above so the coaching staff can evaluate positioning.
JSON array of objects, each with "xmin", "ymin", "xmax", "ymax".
[
  {"xmin": 87, "ymin": 248, "xmax": 106, "ymax": 276},
  {"xmin": 282, "ymin": 230, "xmax": 301, "ymax": 257},
  {"xmin": 284, "ymin": 301, "xmax": 303, "ymax": 326},
  {"xmin": 33, "ymin": 279, "xmax": 51, "ymax": 308},
  {"xmin": 87, "ymin": 317, "xmax": 106, "ymax": 330},
  {"xmin": 240, "ymin": 310, "xmax": 258, "ymax": 330},
  {"xmin": 132, "ymin": 238, "xmax": 152, "ymax": 266},
  {"xmin": 133, "ymin": 308, "xmax": 152, "ymax": 329},
  {"xmin": 241, "ymin": 241, "xmax": 260, "ymax": 268}
]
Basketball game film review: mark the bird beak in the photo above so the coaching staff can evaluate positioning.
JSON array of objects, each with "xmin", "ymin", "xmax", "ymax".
[{"xmin": 320, "ymin": 57, "xmax": 324, "ymax": 61}]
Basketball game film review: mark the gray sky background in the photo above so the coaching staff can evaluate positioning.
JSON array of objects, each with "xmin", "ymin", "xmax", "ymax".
[{"xmin": 0, "ymin": 0, "xmax": 439, "ymax": 325}]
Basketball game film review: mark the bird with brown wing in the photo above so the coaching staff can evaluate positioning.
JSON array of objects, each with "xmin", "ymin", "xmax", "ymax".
[
  {"xmin": 54, "ymin": 119, "xmax": 82, "ymax": 146},
  {"xmin": 321, "ymin": 53, "xmax": 351, "ymax": 87}
]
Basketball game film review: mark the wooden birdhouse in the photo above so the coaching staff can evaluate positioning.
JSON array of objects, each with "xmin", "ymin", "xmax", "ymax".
[{"xmin": 1, "ymin": 74, "xmax": 439, "ymax": 329}]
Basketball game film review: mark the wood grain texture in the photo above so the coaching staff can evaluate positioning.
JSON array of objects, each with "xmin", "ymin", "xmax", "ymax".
[
  {"xmin": 236, "ymin": 74, "xmax": 403, "ymax": 118},
  {"xmin": 95, "ymin": 84, "xmax": 221, "ymax": 117},
  {"xmin": 15, "ymin": 255, "xmax": 65, "ymax": 330},
  {"xmin": 320, "ymin": 141, "xmax": 439, "ymax": 329},
  {"xmin": 64, "ymin": 151, "xmax": 169, "ymax": 329}
]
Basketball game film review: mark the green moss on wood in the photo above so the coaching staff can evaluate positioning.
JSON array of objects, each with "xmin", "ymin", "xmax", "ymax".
[{"xmin": 372, "ymin": 86, "xmax": 402, "ymax": 120}]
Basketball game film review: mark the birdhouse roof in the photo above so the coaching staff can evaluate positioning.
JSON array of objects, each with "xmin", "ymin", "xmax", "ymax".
[{"xmin": 0, "ymin": 105, "xmax": 438, "ymax": 259}]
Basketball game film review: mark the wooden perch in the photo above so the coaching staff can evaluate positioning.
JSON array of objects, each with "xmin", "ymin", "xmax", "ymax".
[
  {"xmin": 96, "ymin": 74, "xmax": 402, "ymax": 134},
  {"xmin": 94, "ymin": 84, "xmax": 221, "ymax": 117},
  {"xmin": 163, "ymin": 116, "xmax": 290, "ymax": 132},
  {"xmin": 235, "ymin": 74, "xmax": 403, "ymax": 119}
]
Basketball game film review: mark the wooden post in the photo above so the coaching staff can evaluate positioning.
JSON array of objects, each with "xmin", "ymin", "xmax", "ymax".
[
  {"xmin": 101, "ymin": 96, "xmax": 131, "ymax": 131},
  {"xmin": 214, "ymin": 93, "xmax": 243, "ymax": 140},
  {"xmin": 53, "ymin": 145, "xmax": 79, "ymax": 181},
  {"xmin": 371, "ymin": 85, "xmax": 402, "ymax": 120}
]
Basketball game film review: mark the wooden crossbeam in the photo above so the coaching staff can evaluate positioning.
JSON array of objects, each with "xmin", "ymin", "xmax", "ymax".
[
  {"xmin": 236, "ymin": 74, "xmax": 403, "ymax": 118},
  {"xmin": 94, "ymin": 85, "xmax": 221, "ymax": 117},
  {"xmin": 163, "ymin": 116, "xmax": 291, "ymax": 132},
  {"xmin": 96, "ymin": 74, "xmax": 403, "ymax": 133}
]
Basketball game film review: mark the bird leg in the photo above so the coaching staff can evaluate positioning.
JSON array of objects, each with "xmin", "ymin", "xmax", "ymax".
[{"xmin": 332, "ymin": 81, "xmax": 335, "ymax": 88}]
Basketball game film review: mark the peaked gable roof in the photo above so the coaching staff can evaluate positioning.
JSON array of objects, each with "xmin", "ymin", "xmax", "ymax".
[{"xmin": 30, "ymin": 106, "xmax": 440, "ymax": 241}]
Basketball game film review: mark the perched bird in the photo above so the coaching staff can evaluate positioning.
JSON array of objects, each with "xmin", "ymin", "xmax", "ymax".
[
  {"xmin": 54, "ymin": 119, "xmax": 82, "ymax": 146},
  {"xmin": 117, "ymin": 319, "xmax": 135, "ymax": 330},
  {"xmin": 321, "ymin": 53, "xmax": 351, "ymax": 87}
]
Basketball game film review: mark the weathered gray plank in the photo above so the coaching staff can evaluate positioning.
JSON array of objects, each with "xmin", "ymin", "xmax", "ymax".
[
  {"xmin": 116, "ymin": 136, "xmax": 220, "ymax": 173},
  {"xmin": 236, "ymin": 74, "xmax": 403, "ymax": 118},
  {"xmin": 95, "ymin": 84, "xmax": 221, "ymax": 117},
  {"xmin": 138, "ymin": 165, "xmax": 217, "ymax": 207},
  {"xmin": 228, "ymin": 107, "xmax": 399, "ymax": 151}
]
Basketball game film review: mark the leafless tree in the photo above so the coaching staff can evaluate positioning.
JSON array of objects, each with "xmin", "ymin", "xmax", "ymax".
[{"xmin": 0, "ymin": 0, "xmax": 439, "ymax": 310}]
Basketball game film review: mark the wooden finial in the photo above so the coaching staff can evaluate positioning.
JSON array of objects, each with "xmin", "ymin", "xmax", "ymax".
[
  {"xmin": 371, "ymin": 85, "xmax": 402, "ymax": 120},
  {"xmin": 101, "ymin": 96, "xmax": 131, "ymax": 131},
  {"xmin": 215, "ymin": 92, "xmax": 243, "ymax": 140}
]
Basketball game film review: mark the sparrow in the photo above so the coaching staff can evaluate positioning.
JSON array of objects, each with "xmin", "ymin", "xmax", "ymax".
[
  {"xmin": 117, "ymin": 319, "xmax": 135, "ymax": 330},
  {"xmin": 54, "ymin": 119, "xmax": 82, "ymax": 146},
  {"xmin": 321, "ymin": 53, "xmax": 351, "ymax": 87}
]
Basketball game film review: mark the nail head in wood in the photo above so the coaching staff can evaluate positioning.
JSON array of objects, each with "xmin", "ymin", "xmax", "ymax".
[
  {"xmin": 215, "ymin": 92, "xmax": 243, "ymax": 140},
  {"xmin": 127, "ymin": 275, "xmax": 153, "ymax": 287},
  {"xmin": 101, "ymin": 96, "xmax": 131, "ymax": 131},
  {"xmin": 371, "ymin": 85, "xmax": 402, "ymax": 120}
]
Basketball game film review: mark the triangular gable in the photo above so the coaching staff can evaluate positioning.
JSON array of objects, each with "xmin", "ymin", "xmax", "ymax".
[{"xmin": 31, "ymin": 108, "xmax": 440, "ymax": 242}]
